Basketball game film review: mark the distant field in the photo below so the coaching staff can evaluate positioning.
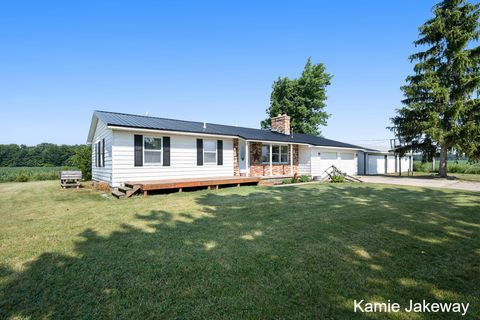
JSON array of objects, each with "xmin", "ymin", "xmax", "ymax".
[
  {"xmin": 0, "ymin": 167, "xmax": 76, "ymax": 183},
  {"xmin": 413, "ymin": 160, "xmax": 480, "ymax": 174}
]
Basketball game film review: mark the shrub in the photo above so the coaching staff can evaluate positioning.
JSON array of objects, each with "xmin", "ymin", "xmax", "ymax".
[
  {"xmin": 67, "ymin": 145, "xmax": 92, "ymax": 180},
  {"xmin": 298, "ymin": 175, "xmax": 310, "ymax": 183},
  {"xmin": 330, "ymin": 175, "xmax": 345, "ymax": 183},
  {"xmin": 15, "ymin": 172, "xmax": 30, "ymax": 182},
  {"xmin": 282, "ymin": 178, "xmax": 293, "ymax": 184}
]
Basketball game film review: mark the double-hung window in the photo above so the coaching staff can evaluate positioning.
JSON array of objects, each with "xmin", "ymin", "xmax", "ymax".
[
  {"xmin": 261, "ymin": 144, "xmax": 289, "ymax": 164},
  {"xmin": 280, "ymin": 145, "xmax": 288, "ymax": 163},
  {"xmin": 261, "ymin": 145, "xmax": 270, "ymax": 164},
  {"xmin": 144, "ymin": 136, "xmax": 162, "ymax": 165},
  {"xmin": 203, "ymin": 140, "xmax": 217, "ymax": 164}
]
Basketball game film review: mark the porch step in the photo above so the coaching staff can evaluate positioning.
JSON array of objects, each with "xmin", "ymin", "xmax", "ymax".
[
  {"xmin": 113, "ymin": 185, "xmax": 142, "ymax": 198},
  {"xmin": 118, "ymin": 186, "xmax": 132, "ymax": 193},
  {"xmin": 112, "ymin": 189, "xmax": 126, "ymax": 198}
]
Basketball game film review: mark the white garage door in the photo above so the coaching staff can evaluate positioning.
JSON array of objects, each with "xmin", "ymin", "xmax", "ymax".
[
  {"xmin": 387, "ymin": 156, "xmax": 396, "ymax": 173},
  {"xmin": 368, "ymin": 156, "xmax": 385, "ymax": 175},
  {"xmin": 398, "ymin": 157, "xmax": 410, "ymax": 172},
  {"xmin": 339, "ymin": 152, "xmax": 356, "ymax": 175},
  {"xmin": 319, "ymin": 152, "xmax": 337, "ymax": 175}
]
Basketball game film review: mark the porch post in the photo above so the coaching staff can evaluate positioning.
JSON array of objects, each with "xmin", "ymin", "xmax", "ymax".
[
  {"xmin": 245, "ymin": 142, "xmax": 250, "ymax": 176},
  {"xmin": 290, "ymin": 144, "xmax": 293, "ymax": 175},
  {"xmin": 269, "ymin": 144, "xmax": 273, "ymax": 176}
]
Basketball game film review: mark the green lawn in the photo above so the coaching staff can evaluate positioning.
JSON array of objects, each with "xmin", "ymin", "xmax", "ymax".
[{"xmin": 0, "ymin": 181, "xmax": 479, "ymax": 319}]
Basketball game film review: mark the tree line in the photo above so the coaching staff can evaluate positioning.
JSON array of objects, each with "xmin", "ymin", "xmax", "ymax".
[{"xmin": 0, "ymin": 143, "xmax": 89, "ymax": 167}]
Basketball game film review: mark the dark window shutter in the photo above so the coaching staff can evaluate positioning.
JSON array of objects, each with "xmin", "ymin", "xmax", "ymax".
[
  {"xmin": 197, "ymin": 139, "xmax": 203, "ymax": 166},
  {"xmin": 134, "ymin": 135, "xmax": 143, "ymax": 167},
  {"xmin": 97, "ymin": 141, "xmax": 100, "ymax": 167},
  {"xmin": 93, "ymin": 143, "xmax": 97, "ymax": 167},
  {"xmin": 163, "ymin": 137, "xmax": 170, "ymax": 166},
  {"xmin": 102, "ymin": 138, "xmax": 105, "ymax": 167},
  {"xmin": 217, "ymin": 140, "xmax": 223, "ymax": 165}
]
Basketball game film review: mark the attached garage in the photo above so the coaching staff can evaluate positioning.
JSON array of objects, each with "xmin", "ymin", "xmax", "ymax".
[
  {"xmin": 309, "ymin": 148, "xmax": 358, "ymax": 177},
  {"xmin": 357, "ymin": 150, "xmax": 413, "ymax": 175},
  {"xmin": 387, "ymin": 156, "xmax": 396, "ymax": 174},
  {"xmin": 367, "ymin": 155, "xmax": 385, "ymax": 175},
  {"xmin": 338, "ymin": 152, "xmax": 356, "ymax": 176}
]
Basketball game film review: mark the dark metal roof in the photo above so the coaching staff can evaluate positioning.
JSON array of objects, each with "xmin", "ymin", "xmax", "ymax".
[{"xmin": 94, "ymin": 110, "xmax": 370, "ymax": 150}]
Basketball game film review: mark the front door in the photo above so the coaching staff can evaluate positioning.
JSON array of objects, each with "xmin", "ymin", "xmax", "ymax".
[{"xmin": 238, "ymin": 140, "xmax": 247, "ymax": 175}]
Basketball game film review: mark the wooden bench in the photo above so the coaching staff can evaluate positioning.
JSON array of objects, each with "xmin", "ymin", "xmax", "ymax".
[{"xmin": 60, "ymin": 171, "xmax": 82, "ymax": 189}]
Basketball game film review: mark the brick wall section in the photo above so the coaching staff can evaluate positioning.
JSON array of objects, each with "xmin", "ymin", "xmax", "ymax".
[
  {"xmin": 233, "ymin": 138, "xmax": 239, "ymax": 176},
  {"xmin": 249, "ymin": 142, "xmax": 298, "ymax": 176},
  {"xmin": 271, "ymin": 114, "xmax": 291, "ymax": 135}
]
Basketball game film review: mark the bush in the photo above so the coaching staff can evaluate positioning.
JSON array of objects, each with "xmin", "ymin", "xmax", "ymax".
[
  {"xmin": 67, "ymin": 145, "xmax": 92, "ymax": 180},
  {"xmin": 330, "ymin": 175, "xmax": 345, "ymax": 183},
  {"xmin": 298, "ymin": 175, "xmax": 310, "ymax": 183},
  {"xmin": 15, "ymin": 172, "xmax": 30, "ymax": 182},
  {"xmin": 282, "ymin": 178, "xmax": 294, "ymax": 184}
]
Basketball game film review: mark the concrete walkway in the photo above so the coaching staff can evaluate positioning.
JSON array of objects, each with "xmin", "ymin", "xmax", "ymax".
[{"xmin": 357, "ymin": 175, "xmax": 480, "ymax": 192}]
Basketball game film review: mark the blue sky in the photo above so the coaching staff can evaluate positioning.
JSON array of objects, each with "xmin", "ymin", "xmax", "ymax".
[{"xmin": 0, "ymin": 0, "xmax": 438, "ymax": 147}]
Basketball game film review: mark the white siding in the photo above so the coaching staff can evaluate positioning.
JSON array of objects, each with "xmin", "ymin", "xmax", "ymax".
[
  {"xmin": 387, "ymin": 156, "xmax": 396, "ymax": 173},
  {"xmin": 297, "ymin": 145, "xmax": 311, "ymax": 176},
  {"xmin": 367, "ymin": 155, "xmax": 385, "ymax": 175},
  {"xmin": 111, "ymin": 130, "xmax": 234, "ymax": 187},
  {"xmin": 397, "ymin": 156, "xmax": 410, "ymax": 172},
  {"xmin": 91, "ymin": 120, "xmax": 113, "ymax": 185},
  {"xmin": 310, "ymin": 147, "xmax": 358, "ymax": 177}
]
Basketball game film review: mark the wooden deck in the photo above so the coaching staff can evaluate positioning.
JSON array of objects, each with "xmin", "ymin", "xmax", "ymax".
[{"xmin": 125, "ymin": 176, "xmax": 261, "ymax": 196}]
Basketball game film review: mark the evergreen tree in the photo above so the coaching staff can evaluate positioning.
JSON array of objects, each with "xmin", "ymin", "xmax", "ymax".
[
  {"xmin": 391, "ymin": 0, "xmax": 480, "ymax": 177},
  {"xmin": 261, "ymin": 58, "xmax": 332, "ymax": 135}
]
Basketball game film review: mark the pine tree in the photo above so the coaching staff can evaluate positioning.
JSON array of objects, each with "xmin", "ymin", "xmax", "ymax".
[
  {"xmin": 391, "ymin": 0, "xmax": 480, "ymax": 177},
  {"xmin": 261, "ymin": 58, "xmax": 332, "ymax": 135}
]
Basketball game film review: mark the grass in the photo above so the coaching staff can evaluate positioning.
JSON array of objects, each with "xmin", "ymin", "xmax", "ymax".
[
  {"xmin": 412, "ymin": 171, "xmax": 480, "ymax": 182},
  {"xmin": 0, "ymin": 181, "xmax": 479, "ymax": 319},
  {"xmin": 0, "ymin": 167, "xmax": 76, "ymax": 183}
]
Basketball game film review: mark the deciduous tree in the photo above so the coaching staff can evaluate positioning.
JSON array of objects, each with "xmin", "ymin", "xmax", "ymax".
[{"xmin": 261, "ymin": 58, "xmax": 332, "ymax": 135}]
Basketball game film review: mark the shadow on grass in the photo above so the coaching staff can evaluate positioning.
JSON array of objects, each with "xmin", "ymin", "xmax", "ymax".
[{"xmin": 0, "ymin": 184, "xmax": 479, "ymax": 319}]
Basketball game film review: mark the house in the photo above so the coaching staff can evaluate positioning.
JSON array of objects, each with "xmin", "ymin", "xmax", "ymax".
[{"xmin": 86, "ymin": 111, "xmax": 412, "ymax": 190}]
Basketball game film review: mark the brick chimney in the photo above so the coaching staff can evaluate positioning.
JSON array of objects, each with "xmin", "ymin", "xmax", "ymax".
[{"xmin": 271, "ymin": 114, "xmax": 291, "ymax": 135}]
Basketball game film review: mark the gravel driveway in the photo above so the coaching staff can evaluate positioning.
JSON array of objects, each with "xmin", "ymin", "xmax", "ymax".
[{"xmin": 358, "ymin": 175, "xmax": 480, "ymax": 192}]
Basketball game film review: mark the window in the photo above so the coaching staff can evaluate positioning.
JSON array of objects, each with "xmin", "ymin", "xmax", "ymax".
[
  {"xmin": 95, "ymin": 140, "xmax": 105, "ymax": 167},
  {"xmin": 281, "ymin": 145, "xmax": 288, "ymax": 163},
  {"xmin": 262, "ymin": 144, "xmax": 289, "ymax": 164},
  {"xmin": 272, "ymin": 145, "xmax": 279, "ymax": 163},
  {"xmin": 203, "ymin": 139, "xmax": 217, "ymax": 164},
  {"xmin": 262, "ymin": 145, "xmax": 270, "ymax": 164},
  {"xmin": 144, "ymin": 136, "xmax": 162, "ymax": 164}
]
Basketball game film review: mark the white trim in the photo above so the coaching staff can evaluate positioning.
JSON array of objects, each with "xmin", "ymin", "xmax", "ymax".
[
  {"xmin": 203, "ymin": 139, "xmax": 217, "ymax": 165},
  {"xmin": 143, "ymin": 136, "xmax": 162, "ymax": 166},
  {"xmin": 245, "ymin": 142, "xmax": 250, "ymax": 176},
  {"xmin": 290, "ymin": 144, "xmax": 293, "ymax": 175},
  {"xmin": 269, "ymin": 144, "xmax": 272, "ymax": 176},
  {"xmin": 308, "ymin": 145, "xmax": 365, "ymax": 151},
  {"xmin": 262, "ymin": 143, "xmax": 290, "ymax": 165},
  {"xmin": 109, "ymin": 126, "xmax": 235, "ymax": 139},
  {"xmin": 247, "ymin": 139, "xmax": 310, "ymax": 146}
]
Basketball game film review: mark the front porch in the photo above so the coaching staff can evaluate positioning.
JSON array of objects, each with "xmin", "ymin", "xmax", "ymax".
[
  {"xmin": 116, "ymin": 176, "xmax": 261, "ymax": 197},
  {"xmin": 236, "ymin": 140, "xmax": 300, "ymax": 177}
]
